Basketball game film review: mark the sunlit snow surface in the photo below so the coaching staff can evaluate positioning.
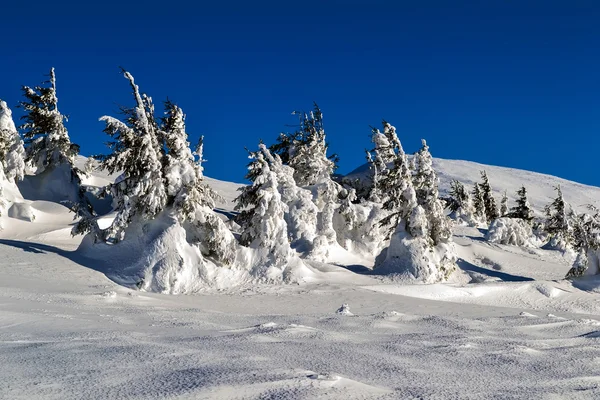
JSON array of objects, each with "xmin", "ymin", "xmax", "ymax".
[{"xmin": 1, "ymin": 157, "xmax": 600, "ymax": 399}]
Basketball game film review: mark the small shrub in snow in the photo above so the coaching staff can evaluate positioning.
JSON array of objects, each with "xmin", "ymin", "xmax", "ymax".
[
  {"xmin": 336, "ymin": 303, "xmax": 353, "ymax": 316},
  {"xmin": 486, "ymin": 217, "xmax": 533, "ymax": 246}
]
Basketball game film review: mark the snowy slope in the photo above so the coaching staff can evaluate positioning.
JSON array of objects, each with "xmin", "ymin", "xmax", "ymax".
[
  {"xmin": 2, "ymin": 157, "xmax": 600, "ymax": 399},
  {"xmin": 347, "ymin": 157, "xmax": 600, "ymax": 215}
]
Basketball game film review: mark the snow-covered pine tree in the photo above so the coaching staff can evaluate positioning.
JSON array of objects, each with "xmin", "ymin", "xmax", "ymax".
[
  {"xmin": 375, "ymin": 134, "xmax": 456, "ymax": 283},
  {"xmin": 378, "ymin": 122, "xmax": 416, "ymax": 236},
  {"xmin": 412, "ymin": 139, "xmax": 452, "ymax": 245},
  {"xmin": 479, "ymin": 171, "xmax": 499, "ymax": 223},
  {"xmin": 160, "ymin": 101, "xmax": 234, "ymax": 263},
  {"xmin": 506, "ymin": 186, "xmax": 534, "ymax": 223},
  {"xmin": 544, "ymin": 185, "xmax": 573, "ymax": 250},
  {"xmin": 270, "ymin": 103, "xmax": 339, "ymax": 173},
  {"xmin": 500, "ymin": 190, "xmax": 508, "ymax": 217},
  {"xmin": 366, "ymin": 126, "xmax": 395, "ymax": 202},
  {"xmin": 287, "ymin": 105, "xmax": 334, "ymax": 187},
  {"xmin": 448, "ymin": 180, "xmax": 476, "ymax": 225},
  {"xmin": 235, "ymin": 143, "xmax": 293, "ymax": 267},
  {"xmin": 96, "ymin": 70, "xmax": 167, "ymax": 242},
  {"xmin": 566, "ymin": 207, "xmax": 600, "ymax": 278},
  {"xmin": 0, "ymin": 100, "xmax": 26, "ymax": 182},
  {"xmin": 18, "ymin": 68, "xmax": 79, "ymax": 173},
  {"xmin": 472, "ymin": 182, "xmax": 486, "ymax": 223}
]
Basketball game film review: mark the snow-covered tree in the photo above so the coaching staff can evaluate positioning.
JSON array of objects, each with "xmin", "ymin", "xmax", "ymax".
[
  {"xmin": 448, "ymin": 180, "xmax": 476, "ymax": 225},
  {"xmin": 378, "ymin": 122, "xmax": 416, "ymax": 236},
  {"xmin": 235, "ymin": 144, "xmax": 293, "ymax": 267},
  {"xmin": 500, "ymin": 190, "xmax": 508, "ymax": 217},
  {"xmin": 506, "ymin": 186, "xmax": 533, "ymax": 223},
  {"xmin": 544, "ymin": 185, "xmax": 573, "ymax": 250},
  {"xmin": 366, "ymin": 126, "xmax": 395, "ymax": 202},
  {"xmin": 566, "ymin": 208, "xmax": 600, "ymax": 278},
  {"xmin": 160, "ymin": 101, "xmax": 234, "ymax": 263},
  {"xmin": 0, "ymin": 100, "xmax": 26, "ymax": 182},
  {"xmin": 412, "ymin": 139, "xmax": 452, "ymax": 245},
  {"xmin": 161, "ymin": 101, "xmax": 218, "ymax": 219},
  {"xmin": 97, "ymin": 70, "xmax": 167, "ymax": 242},
  {"xmin": 472, "ymin": 183, "xmax": 486, "ymax": 223},
  {"xmin": 479, "ymin": 171, "xmax": 499, "ymax": 223},
  {"xmin": 18, "ymin": 68, "xmax": 79, "ymax": 173},
  {"xmin": 375, "ymin": 131, "xmax": 456, "ymax": 283}
]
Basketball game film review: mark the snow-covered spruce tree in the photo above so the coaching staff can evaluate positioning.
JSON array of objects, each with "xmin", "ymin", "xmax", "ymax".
[
  {"xmin": 0, "ymin": 100, "xmax": 26, "ymax": 183},
  {"xmin": 94, "ymin": 71, "xmax": 168, "ymax": 242},
  {"xmin": 375, "ymin": 131, "xmax": 456, "ymax": 283},
  {"xmin": 283, "ymin": 105, "xmax": 341, "ymax": 252},
  {"xmin": 366, "ymin": 126, "xmax": 394, "ymax": 202},
  {"xmin": 160, "ymin": 101, "xmax": 235, "ymax": 263},
  {"xmin": 377, "ymin": 122, "xmax": 415, "ymax": 236},
  {"xmin": 257, "ymin": 142, "xmax": 324, "ymax": 257},
  {"xmin": 472, "ymin": 182, "xmax": 486, "ymax": 224},
  {"xmin": 234, "ymin": 144, "xmax": 296, "ymax": 271},
  {"xmin": 18, "ymin": 68, "xmax": 79, "ymax": 173},
  {"xmin": 500, "ymin": 190, "xmax": 508, "ymax": 217},
  {"xmin": 448, "ymin": 180, "xmax": 476, "ymax": 226},
  {"xmin": 506, "ymin": 186, "xmax": 533, "ymax": 223},
  {"xmin": 566, "ymin": 208, "xmax": 600, "ymax": 278},
  {"xmin": 412, "ymin": 139, "xmax": 453, "ymax": 245},
  {"xmin": 18, "ymin": 70, "xmax": 94, "ymax": 232},
  {"xmin": 479, "ymin": 171, "xmax": 499, "ymax": 223},
  {"xmin": 544, "ymin": 185, "xmax": 573, "ymax": 251}
]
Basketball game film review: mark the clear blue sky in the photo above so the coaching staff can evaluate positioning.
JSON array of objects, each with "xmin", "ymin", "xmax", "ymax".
[{"xmin": 1, "ymin": 1, "xmax": 599, "ymax": 185}]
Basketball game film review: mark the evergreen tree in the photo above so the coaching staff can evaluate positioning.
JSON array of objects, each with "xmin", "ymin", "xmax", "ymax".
[
  {"xmin": 0, "ymin": 100, "xmax": 26, "ymax": 182},
  {"xmin": 544, "ymin": 185, "xmax": 573, "ymax": 248},
  {"xmin": 235, "ymin": 144, "xmax": 293, "ymax": 266},
  {"xmin": 366, "ymin": 126, "xmax": 395, "ymax": 202},
  {"xmin": 269, "ymin": 103, "xmax": 338, "ymax": 171},
  {"xmin": 479, "ymin": 171, "xmax": 499, "ymax": 222},
  {"xmin": 378, "ymin": 122, "xmax": 416, "ymax": 237},
  {"xmin": 287, "ymin": 105, "xmax": 334, "ymax": 187},
  {"xmin": 506, "ymin": 186, "xmax": 533, "ymax": 223},
  {"xmin": 18, "ymin": 68, "xmax": 79, "ymax": 173},
  {"xmin": 500, "ymin": 190, "xmax": 508, "ymax": 217},
  {"xmin": 161, "ymin": 100, "xmax": 218, "ymax": 219},
  {"xmin": 472, "ymin": 183, "xmax": 486, "ymax": 223},
  {"xmin": 97, "ymin": 70, "xmax": 167, "ymax": 242},
  {"xmin": 448, "ymin": 180, "xmax": 476, "ymax": 225},
  {"xmin": 412, "ymin": 139, "xmax": 452, "ymax": 245}
]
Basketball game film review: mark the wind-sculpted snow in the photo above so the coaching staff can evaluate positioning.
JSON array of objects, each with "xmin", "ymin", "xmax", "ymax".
[{"xmin": 3, "ymin": 156, "xmax": 600, "ymax": 397}]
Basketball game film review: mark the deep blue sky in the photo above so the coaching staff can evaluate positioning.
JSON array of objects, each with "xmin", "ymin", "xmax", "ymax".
[{"xmin": 1, "ymin": 1, "xmax": 599, "ymax": 185}]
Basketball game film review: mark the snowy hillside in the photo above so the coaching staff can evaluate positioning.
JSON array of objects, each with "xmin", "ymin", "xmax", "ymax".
[
  {"xmin": 2, "ymin": 157, "xmax": 600, "ymax": 398},
  {"xmin": 347, "ymin": 157, "xmax": 600, "ymax": 215}
]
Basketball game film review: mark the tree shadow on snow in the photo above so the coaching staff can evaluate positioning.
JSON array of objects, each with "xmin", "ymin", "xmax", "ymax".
[
  {"xmin": 457, "ymin": 258, "xmax": 534, "ymax": 282},
  {"xmin": 0, "ymin": 239, "xmax": 114, "ymax": 279},
  {"xmin": 333, "ymin": 263, "xmax": 373, "ymax": 274}
]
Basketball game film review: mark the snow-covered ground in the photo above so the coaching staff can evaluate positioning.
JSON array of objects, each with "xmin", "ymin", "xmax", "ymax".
[{"xmin": 2, "ymin": 157, "xmax": 600, "ymax": 399}]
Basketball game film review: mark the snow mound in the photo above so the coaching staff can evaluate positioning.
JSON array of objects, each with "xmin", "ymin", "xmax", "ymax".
[
  {"xmin": 7, "ymin": 203, "xmax": 35, "ymax": 222},
  {"xmin": 375, "ymin": 229, "xmax": 457, "ymax": 283},
  {"xmin": 18, "ymin": 164, "xmax": 81, "ymax": 204},
  {"xmin": 78, "ymin": 212, "xmax": 318, "ymax": 293},
  {"xmin": 485, "ymin": 218, "xmax": 534, "ymax": 246}
]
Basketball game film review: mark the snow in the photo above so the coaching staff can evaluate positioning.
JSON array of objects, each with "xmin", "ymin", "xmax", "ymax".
[{"xmin": 2, "ymin": 156, "xmax": 600, "ymax": 398}]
